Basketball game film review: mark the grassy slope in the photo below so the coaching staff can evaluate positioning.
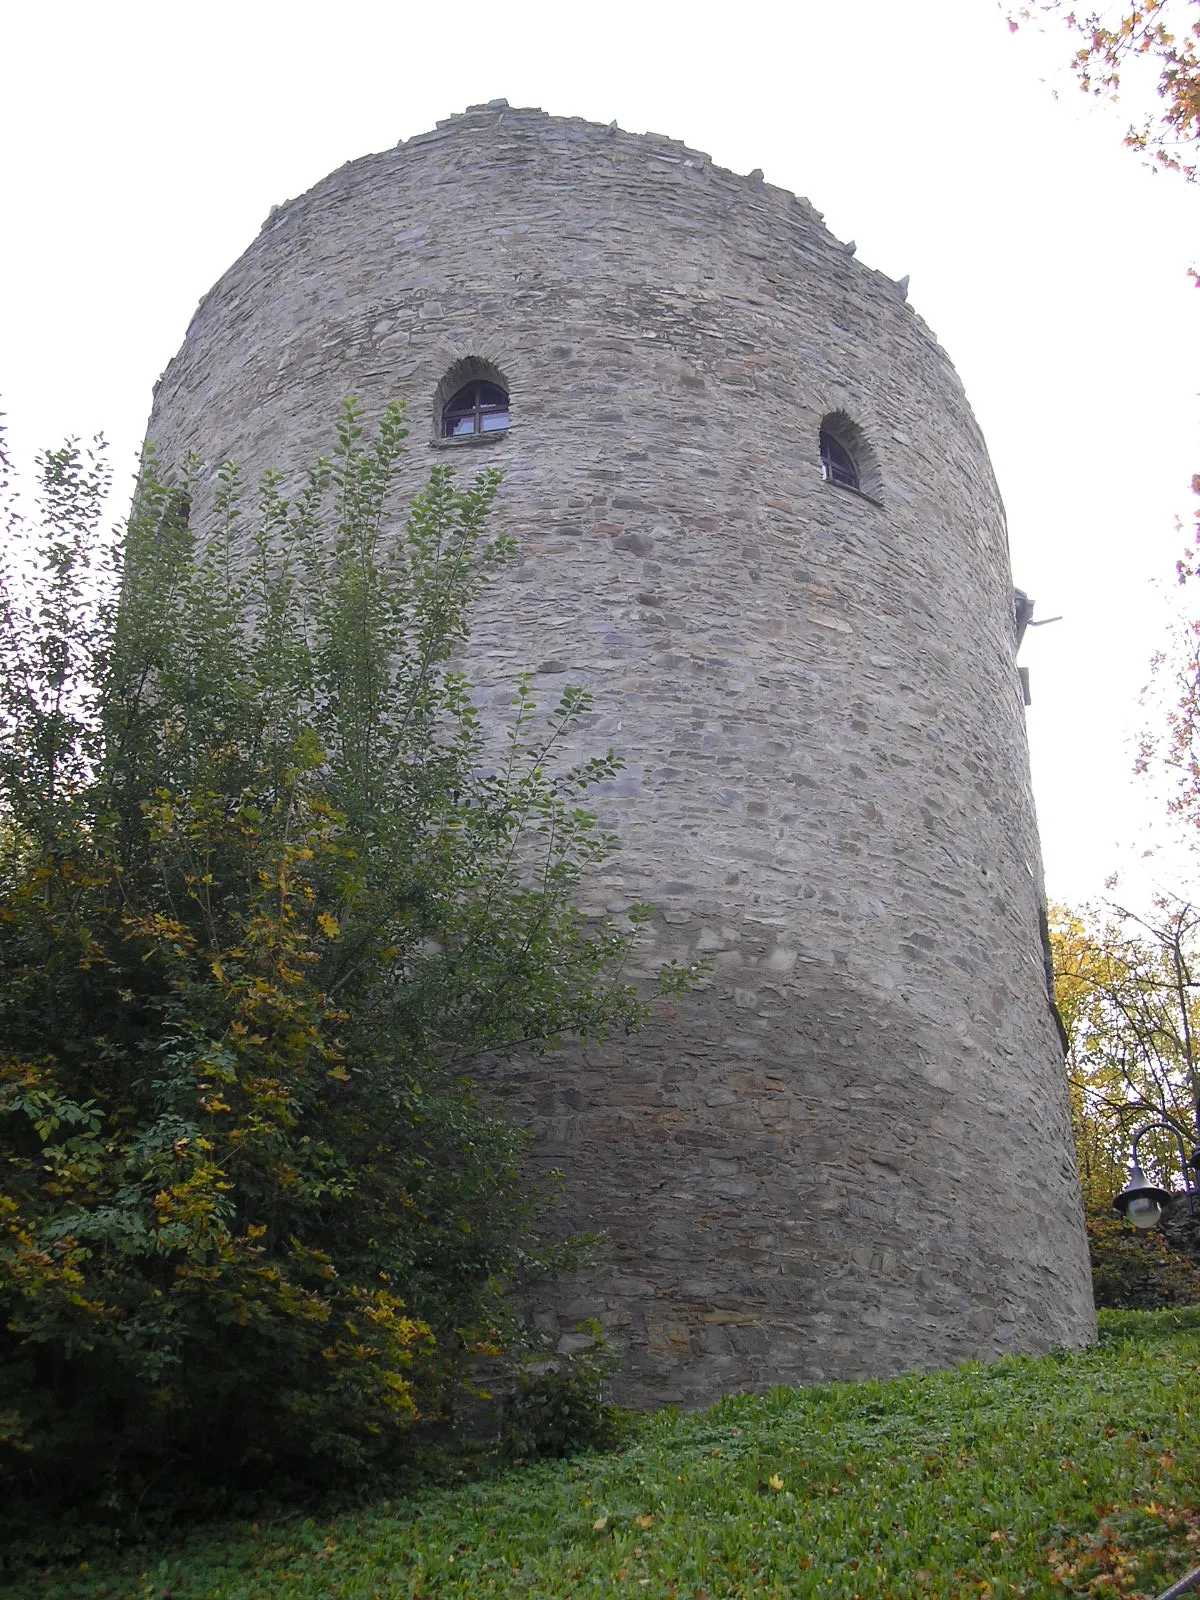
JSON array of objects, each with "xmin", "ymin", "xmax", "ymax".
[{"xmin": 8, "ymin": 1309, "xmax": 1200, "ymax": 1600}]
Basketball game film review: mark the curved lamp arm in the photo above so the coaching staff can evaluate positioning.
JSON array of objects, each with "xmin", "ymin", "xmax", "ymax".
[
  {"xmin": 1130, "ymin": 1120, "xmax": 1198, "ymax": 1198},
  {"xmin": 1114, "ymin": 1117, "xmax": 1198, "ymax": 1226}
]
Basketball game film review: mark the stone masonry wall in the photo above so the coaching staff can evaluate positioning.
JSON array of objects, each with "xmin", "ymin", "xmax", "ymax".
[{"xmin": 146, "ymin": 103, "xmax": 1096, "ymax": 1408}]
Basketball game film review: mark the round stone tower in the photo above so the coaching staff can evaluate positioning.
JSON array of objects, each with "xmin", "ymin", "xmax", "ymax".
[{"xmin": 146, "ymin": 102, "xmax": 1096, "ymax": 1407}]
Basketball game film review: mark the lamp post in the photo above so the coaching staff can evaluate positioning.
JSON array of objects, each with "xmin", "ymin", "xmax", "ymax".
[{"xmin": 1112, "ymin": 1119, "xmax": 1200, "ymax": 1230}]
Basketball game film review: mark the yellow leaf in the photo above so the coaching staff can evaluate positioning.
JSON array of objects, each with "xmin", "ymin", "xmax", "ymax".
[
  {"xmin": 317, "ymin": 913, "xmax": 340, "ymax": 938},
  {"xmin": 592, "ymin": 1515, "xmax": 609, "ymax": 1532},
  {"xmin": 768, "ymin": 1473, "xmax": 784, "ymax": 1492},
  {"xmin": 634, "ymin": 1513, "xmax": 654, "ymax": 1529},
  {"xmin": 327, "ymin": 1065, "xmax": 351, "ymax": 1082}
]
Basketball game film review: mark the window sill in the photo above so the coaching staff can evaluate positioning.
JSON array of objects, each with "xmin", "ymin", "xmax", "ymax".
[
  {"xmin": 823, "ymin": 478, "xmax": 883, "ymax": 510},
  {"xmin": 429, "ymin": 428, "xmax": 513, "ymax": 450}
]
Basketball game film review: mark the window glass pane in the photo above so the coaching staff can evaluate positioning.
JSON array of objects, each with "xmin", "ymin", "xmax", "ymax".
[
  {"xmin": 442, "ymin": 379, "xmax": 510, "ymax": 438},
  {"xmin": 820, "ymin": 429, "xmax": 858, "ymax": 489}
]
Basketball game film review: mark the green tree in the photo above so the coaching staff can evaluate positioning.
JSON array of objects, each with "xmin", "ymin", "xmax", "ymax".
[
  {"xmin": 0, "ymin": 402, "xmax": 662, "ymax": 1515},
  {"xmin": 1051, "ymin": 900, "xmax": 1200, "ymax": 1206},
  {"xmin": 1051, "ymin": 903, "xmax": 1200, "ymax": 1307}
]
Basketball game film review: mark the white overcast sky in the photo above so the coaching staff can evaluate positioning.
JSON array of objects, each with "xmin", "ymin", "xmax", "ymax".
[{"xmin": 2, "ymin": 0, "xmax": 1197, "ymax": 913}]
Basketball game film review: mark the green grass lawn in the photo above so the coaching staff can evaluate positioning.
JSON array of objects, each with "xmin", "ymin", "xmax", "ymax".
[{"xmin": 6, "ymin": 1308, "xmax": 1200, "ymax": 1600}]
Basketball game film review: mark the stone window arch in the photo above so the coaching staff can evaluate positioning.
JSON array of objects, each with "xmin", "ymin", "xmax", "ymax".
[
  {"xmin": 435, "ymin": 357, "xmax": 510, "ymax": 440},
  {"xmin": 819, "ymin": 411, "xmax": 882, "ymax": 503}
]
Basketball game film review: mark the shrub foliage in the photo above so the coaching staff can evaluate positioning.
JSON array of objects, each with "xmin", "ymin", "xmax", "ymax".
[
  {"xmin": 0, "ymin": 404, "xmax": 651, "ymax": 1509},
  {"xmin": 1087, "ymin": 1208, "xmax": 1200, "ymax": 1310},
  {"xmin": 500, "ymin": 1321, "xmax": 625, "ymax": 1461}
]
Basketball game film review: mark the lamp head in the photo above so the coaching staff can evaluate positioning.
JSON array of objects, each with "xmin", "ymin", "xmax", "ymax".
[{"xmin": 1113, "ymin": 1161, "xmax": 1172, "ymax": 1230}]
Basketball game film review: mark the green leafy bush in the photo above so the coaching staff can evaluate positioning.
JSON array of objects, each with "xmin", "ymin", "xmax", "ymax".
[
  {"xmin": 1087, "ymin": 1208, "xmax": 1200, "ymax": 1309},
  {"xmin": 499, "ymin": 1322, "xmax": 625, "ymax": 1460},
  {"xmin": 0, "ymin": 404, "xmax": 657, "ymax": 1517}
]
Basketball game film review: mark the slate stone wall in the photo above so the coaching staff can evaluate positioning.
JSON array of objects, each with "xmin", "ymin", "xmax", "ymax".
[{"xmin": 147, "ymin": 103, "xmax": 1096, "ymax": 1407}]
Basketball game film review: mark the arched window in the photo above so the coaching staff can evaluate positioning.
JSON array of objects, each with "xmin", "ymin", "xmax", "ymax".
[
  {"xmin": 819, "ymin": 426, "xmax": 859, "ymax": 490},
  {"xmin": 442, "ymin": 380, "xmax": 509, "ymax": 438},
  {"xmin": 818, "ymin": 412, "xmax": 882, "ymax": 502}
]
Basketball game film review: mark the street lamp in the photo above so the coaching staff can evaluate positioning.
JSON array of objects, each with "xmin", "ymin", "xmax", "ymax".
[{"xmin": 1112, "ymin": 1119, "xmax": 1199, "ymax": 1229}]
